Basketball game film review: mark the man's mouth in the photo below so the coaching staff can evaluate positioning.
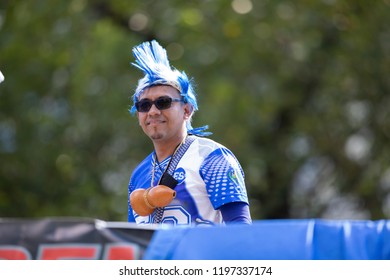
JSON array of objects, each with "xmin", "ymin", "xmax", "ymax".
[{"xmin": 146, "ymin": 119, "xmax": 165, "ymax": 126}]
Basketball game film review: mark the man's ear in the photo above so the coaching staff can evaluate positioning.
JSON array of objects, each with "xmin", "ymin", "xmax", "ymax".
[{"xmin": 183, "ymin": 103, "xmax": 193, "ymax": 120}]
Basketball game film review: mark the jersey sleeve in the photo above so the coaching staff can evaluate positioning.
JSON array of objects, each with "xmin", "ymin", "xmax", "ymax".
[
  {"xmin": 127, "ymin": 153, "xmax": 154, "ymax": 222},
  {"xmin": 199, "ymin": 147, "xmax": 249, "ymax": 210},
  {"xmin": 219, "ymin": 201, "xmax": 252, "ymax": 224}
]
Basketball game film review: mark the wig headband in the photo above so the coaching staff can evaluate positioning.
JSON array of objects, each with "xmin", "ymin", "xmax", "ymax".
[{"xmin": 129, "ymin": 40, "xmax": 211, "ymax": 136}]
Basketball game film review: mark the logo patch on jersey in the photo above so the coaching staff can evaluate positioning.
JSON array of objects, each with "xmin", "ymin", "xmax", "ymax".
[
  {"xmin": 173, "ymin": 167, "xmax": 186, "ymax": 184},
  {"xmin": 228, "ymin": 168, "xmax": 239, "ymax": 186}
]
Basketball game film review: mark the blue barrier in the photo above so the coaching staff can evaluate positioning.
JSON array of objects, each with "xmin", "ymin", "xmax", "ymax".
[{"xmin": 143, "ymin": 219, "xmax": 390, "ymax": 260}]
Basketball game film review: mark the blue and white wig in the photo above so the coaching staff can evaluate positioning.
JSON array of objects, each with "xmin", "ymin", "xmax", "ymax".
[{"xmin": 129, "ymin": 40, "xmax": 211, "ymax": 136}]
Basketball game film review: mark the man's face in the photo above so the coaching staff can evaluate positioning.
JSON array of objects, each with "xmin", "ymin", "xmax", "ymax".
[{"xmin": 136, "ymin": 85, "xmax": 191, "ymax": 143}]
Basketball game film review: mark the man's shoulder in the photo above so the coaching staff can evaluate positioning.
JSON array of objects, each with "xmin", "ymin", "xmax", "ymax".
[
  {"xmin": 132, "ymin": 153, "xmax": 153, "ymax": 175},
  {"xmin": 193, "ymin": 136, "xmax": 224, "ymax": 148},
  {"xmin": 191, "ymin": 136, "xmax": 232, "ymax": 159},
  {"xmin": 194, "ymin": 135, "xmax": 231, "ymax": 151}
]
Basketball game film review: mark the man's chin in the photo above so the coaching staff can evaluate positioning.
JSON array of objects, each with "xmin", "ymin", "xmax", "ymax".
[
  {"xmin": 150, "ymin": 133, "xmax": 164, "ymax": 140},
  {"xmin": 145, "ymin": 126, "xmax": 164, "ymax": 140}
]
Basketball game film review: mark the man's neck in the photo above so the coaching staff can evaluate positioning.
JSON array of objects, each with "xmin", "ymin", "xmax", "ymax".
[{"xmin": 153, "ymin": 134, "xmax": 187, "ymax": 162}]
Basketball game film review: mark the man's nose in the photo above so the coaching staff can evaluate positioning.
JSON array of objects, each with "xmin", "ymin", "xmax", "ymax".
[{"xmin": 148, "ymin": 103, "xmax": 161, "ymax": 114}]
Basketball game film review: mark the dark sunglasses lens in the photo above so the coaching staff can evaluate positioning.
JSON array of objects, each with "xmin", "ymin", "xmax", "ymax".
[
  {"xmin": 136, "ymin": 97, "xmax": 175, "ymax": 112},
  {"xmin": 155, "ymin": 97, "xmax": 172, "ymax": 110},
  {"xmin": 136, "ymin": 100, "xmax": 152, "ymax": 112}
]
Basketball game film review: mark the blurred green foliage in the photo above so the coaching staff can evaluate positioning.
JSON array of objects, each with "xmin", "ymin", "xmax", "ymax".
[{"xmin": 0, "ymin": 0, "xmax": 389, "ymax": 221}]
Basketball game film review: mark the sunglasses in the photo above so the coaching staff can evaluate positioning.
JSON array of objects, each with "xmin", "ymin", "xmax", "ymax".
[{"xmin": 135, "ymin": 96, "xmax": 184, "ymax": 113}]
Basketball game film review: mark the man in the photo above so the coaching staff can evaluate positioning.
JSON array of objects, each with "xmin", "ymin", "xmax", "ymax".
[{"xmin": 127, "ymin": 40, "xmax": 251, "ymax": 226}]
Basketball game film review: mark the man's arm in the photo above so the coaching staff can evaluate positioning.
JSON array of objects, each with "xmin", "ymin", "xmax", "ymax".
[{"xmin": 220, "ymin": 202, "xmax": 252, "ymax": 224}]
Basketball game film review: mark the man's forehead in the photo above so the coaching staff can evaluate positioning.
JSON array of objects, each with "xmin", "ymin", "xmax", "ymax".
[{"xmin": 140, "ymin": 85, "xmax": 181, "ymax": 98}]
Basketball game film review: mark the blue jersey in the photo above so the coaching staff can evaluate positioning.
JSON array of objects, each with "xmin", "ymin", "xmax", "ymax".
[{"xmin": 128, "ymin": 136, "xmax": 249, "ymax": 226}]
